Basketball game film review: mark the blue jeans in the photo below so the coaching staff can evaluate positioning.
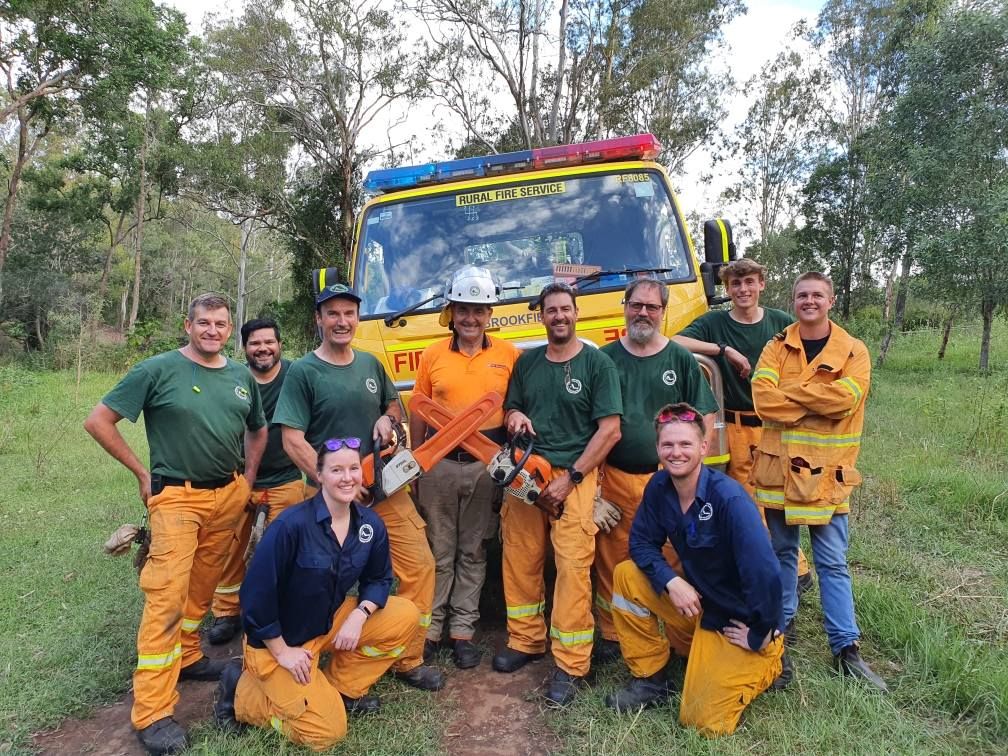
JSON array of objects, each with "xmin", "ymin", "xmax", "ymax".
[{"xmin": 765, "ymin": 509, "xmax": 860, "ymax": 654}]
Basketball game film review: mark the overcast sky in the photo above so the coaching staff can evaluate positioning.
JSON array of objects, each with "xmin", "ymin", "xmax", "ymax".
[{"xmin": 166, "ymin": 0, "xmax": 824, "ymax": 237}]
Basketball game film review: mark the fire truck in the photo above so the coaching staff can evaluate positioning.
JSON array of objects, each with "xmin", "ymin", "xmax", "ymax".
[{"xmin": 317, "ymin": 134, "xmax": 738, "ymax": 465}]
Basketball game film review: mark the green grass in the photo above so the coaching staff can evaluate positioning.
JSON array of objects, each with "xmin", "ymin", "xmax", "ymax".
[{"xmin": 1, "ymin": 321, "xmax": 1006, "ymax": 754}]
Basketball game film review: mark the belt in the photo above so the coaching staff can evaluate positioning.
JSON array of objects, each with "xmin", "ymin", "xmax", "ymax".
[
  {"xmin": 159, "ymin": 474, "xmax": 237, "ymax": 490},
  {"xmin": 724, "ymin": 410, "xmax": 762, "ymax": 427},
  {"xmin": 445, "ymin": 448, "xmax": 479, "ymax": 464}
]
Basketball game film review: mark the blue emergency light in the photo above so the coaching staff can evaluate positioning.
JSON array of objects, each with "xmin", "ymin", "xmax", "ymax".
[{"xmin": 363, "ymin": 134, "xmax": 661, "ymax": 194}]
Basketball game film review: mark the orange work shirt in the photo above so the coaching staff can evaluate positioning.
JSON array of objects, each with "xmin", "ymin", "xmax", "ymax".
[{"xmin": 414, "ymin": 334, "xmax": 520, "ymax": 431}]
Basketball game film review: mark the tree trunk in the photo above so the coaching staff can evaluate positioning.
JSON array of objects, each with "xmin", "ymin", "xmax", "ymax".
[
  {"xmin": 882, "ymin": 253, "xmax": 899, "ymax": 321},
  {"xmin": 128, "ymin": 105, "xmax": 150, "ymax": 334},
  {"xmin": 937, "ymin": 313, "xmax": 953, "ymax": 360},
  {"xmin": 876, "ymin": 242, "xmax": 913, "ymax": 368},
  {"xmin": 0, "ymin": 108, "xmax": 44, "ymax": 307},
  {"xmin": 235, "ymin": 219, "xmax": 251, "ymax": 354},
  {"xmin": 95, "ymin": 210, "xmax": 130, "ymax": 329},
  {"xmin": 979, "ymin": 293, "xmax": 993, "ymax": 374}
]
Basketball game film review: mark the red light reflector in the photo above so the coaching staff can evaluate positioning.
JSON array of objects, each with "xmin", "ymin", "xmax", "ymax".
[{"xmin": 532, "ymin": 133, "xmax": 661, "ymax": 169}]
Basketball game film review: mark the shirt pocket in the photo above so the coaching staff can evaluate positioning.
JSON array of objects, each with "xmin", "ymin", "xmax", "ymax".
[
  {"xmin": 750, "ymin": 450, "xmax": 785, "ymax": 488},
  {"xmin": 296, "ymin": 552, "xmax": 334, "ymax": 572},
  {"xmin": 685, "ymin": 529, "xmax": 719, "ymax": 550}
]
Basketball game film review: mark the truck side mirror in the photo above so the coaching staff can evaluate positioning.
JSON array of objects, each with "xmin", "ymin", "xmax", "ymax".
[
  {"xmin": 700, "ymin": 219, "xmax": 737, "ymax": 305},
  {"xmin": 311, "ymin": 267, "xmax": 347, "ymax": 297}
]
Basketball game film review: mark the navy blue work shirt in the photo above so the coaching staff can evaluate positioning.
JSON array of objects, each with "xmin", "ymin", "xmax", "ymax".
[
  {"xmin": 241, "ymin": 492, "xmax": 393, "ymax": 648},
  {"xmin": 629, "ymin": 465, "xmax": 783, "ymax": 651}
]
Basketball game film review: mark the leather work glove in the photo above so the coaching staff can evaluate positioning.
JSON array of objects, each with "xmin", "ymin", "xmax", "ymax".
[
  {"xmin": 103, "ymin": 524, "xmax": 140, "ymax": 556},
  {"xmin": 243, "ymin": 505, "xmax": 269, "ymax": 565},
  {"xmin": 593, "ymin": 494, "xmax": 622, "ymax": 534}
]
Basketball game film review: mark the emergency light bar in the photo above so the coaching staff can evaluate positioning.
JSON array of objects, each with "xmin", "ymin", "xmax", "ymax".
[{"xmin": 363, "ymin": 134, "xmax": 662, "ymax": 194}]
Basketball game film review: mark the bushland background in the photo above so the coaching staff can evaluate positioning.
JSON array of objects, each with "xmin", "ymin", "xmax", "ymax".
[{"xmin": 1, "ymin": 0, "xmax": 1006, "ymax": 753}]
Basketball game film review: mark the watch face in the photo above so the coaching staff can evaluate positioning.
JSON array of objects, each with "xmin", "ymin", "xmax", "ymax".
[{"xmin": 570, "ymin": 469, "xmax": 584, "ymax": 484}]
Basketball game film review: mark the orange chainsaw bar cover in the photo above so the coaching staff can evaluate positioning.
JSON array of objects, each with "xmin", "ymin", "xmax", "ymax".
[
  {"xmin": 360, "ymin": 392, "xmax": 503, "ymax": 487},
  {"xmin": 409, "ymin": 394, "xmax": 553, "ymax": 484}
]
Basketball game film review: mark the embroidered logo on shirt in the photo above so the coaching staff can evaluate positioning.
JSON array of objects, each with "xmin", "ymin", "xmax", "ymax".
[
  {"xmin": 359, "ymin": 523, "xmax": 374, "ymax": 543},
  {"xmin": 234, "ymin": 385, "xmax": 251, "ymax": 402},
  {"xmin": 365, "ymin": 378, "xmax": 378, "ymax": 394},
  {"xmin": 698, "ymin": 502, "xmax": 713, "ymax": 521},
  {"xmin": 565, "ymin": 378, "xmax": 583, "ymax": 394},
  {"xmin": 662, "ymin": 369, "xmax": 677, "ymax": 386}
]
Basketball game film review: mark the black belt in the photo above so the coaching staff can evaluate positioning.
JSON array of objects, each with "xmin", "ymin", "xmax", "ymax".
[
  {"xmin": 157, "ymin": 474, "xmax": 237, "ymax": 490},
  {"xmin": 444, "ymin": 449, "xmax": 479, "ymax": 464},
  {"xmin": 724, "ymin": 410, "xmax": 762, "ymax": 427}
]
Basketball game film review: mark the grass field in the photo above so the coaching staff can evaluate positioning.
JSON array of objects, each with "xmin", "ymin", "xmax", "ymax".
[{"xmin": 1, "ymin": 322, "xmax": 1006, "ymax": 754}]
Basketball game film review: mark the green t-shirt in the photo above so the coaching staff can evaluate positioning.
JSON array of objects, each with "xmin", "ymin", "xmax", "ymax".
[
  {"xmin": 600, "ymin": 339, "xmax": 719, "ymax": 471},
  {"xmin": 679, "ymin": 307, "xmax": 794, "ymax": 412},
  {"xmin": 102, "ymin": 350, "xmax": 266, "ymax": 481},
  {"xmin": 272, "ymin": 350, "xmax": 397, "ymax": 457},
  {"xmin": 254, "ymin": 359, "xmax": 302, "ymax": 489},
  {"xmin": 504, "ymin": 345, "xmax": 623, "ymax": 469}
]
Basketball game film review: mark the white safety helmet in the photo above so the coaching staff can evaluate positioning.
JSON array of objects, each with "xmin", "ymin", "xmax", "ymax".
[{"xmin": 439, "ymin": 266, "xmax": 499, "ymax": 327}]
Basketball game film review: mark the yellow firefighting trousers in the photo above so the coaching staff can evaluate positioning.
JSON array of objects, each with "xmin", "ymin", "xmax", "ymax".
[
  {"xmin": 594, "ymin": 464, "xmax": 682, "ymax": 642},
  {"xmin": 612, "ymin": 560, "xmax": 783, "ymax": 736},
  {"xmin": 501, "ymin": 468, "xmax": 597, "ymax": 676},
  {"xmin": 302, "ymin": 485, "xmax": 434, "ymax": 672},
  {"xmin": 211, "ymin": 479, "xmax": 308, "ymax": 617},
  {"xmin": 726, "ymin": 418, "xmax": 809, "ymax": 577},
  {"xmin": 132, "ymin": 474, "xmax": 251, "ymax": 729},
  {"xmin": 234, "ymin": 596, "xmax": 419, "ymax": 752}
]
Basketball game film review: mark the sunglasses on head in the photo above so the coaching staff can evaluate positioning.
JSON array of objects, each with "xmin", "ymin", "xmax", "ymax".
[
  {"xmin": 323, "ymin": 437, "xmax": 361, "ymax": 451},
  {"xmin": 656, "ymin": 408, "xmax": 699, "ymax": 424}
]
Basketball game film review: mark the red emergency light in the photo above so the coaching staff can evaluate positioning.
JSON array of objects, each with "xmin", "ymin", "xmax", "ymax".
[{"xmin": 363, "ymin": 133, "xmax": 662, "ymax": 193}]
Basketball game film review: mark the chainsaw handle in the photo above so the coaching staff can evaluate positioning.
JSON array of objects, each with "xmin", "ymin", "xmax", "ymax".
[{"xmin": 497, "ymin": 432, "xmax": 535, "ymax": 487}]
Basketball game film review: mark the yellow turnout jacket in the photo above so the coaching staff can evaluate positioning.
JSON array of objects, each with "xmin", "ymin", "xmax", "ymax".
[{"xmin": 750, "ymin": 321, "xmax": 869, "ymax": 525}]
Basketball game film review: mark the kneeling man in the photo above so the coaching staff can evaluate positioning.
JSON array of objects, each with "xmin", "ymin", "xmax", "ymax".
[
  {"xmin": 607, "ymin": 403, "xmax": 784, "ymax": 736},
  {"xmin": 215, "ymin": 438, "xmax": 419, "ymax": 752}
]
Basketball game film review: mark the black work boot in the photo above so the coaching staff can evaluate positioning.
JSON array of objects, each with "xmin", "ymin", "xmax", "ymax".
[
  {"xmin": 797, "ymin": 571, "xmax": 816, "ymax": 599},
  {"xmin": 544, "ymin": 668, "xmax": 588, "ymax": 707},
  {"xmin": 592, "ymin": 638, "xmax": 622, "ymax": 666},
  {"xmin": 208, "ymin": 615, "xmax": 242, "ymax": 645},
  {"xmin": 769, "ymin": 652, "xmax": 794, "ymax": 691},
  {"xmin": 423, "ymin": 638, "xmax": 440, "ymax": 664},
  {"xmin": 452, "ymin": 639, "xmax": 482, "ymax": 669},
  {"xmin": 341, "ymin": 692, "xmax": 381, "ymax": 715},
  {"xmin": 491, "ymin": 647, "xmax": 545, "ymax": 673},
  {"xmin": 835, "ymin": 643, "xmax": 888, "ymax": 692},
  {"xmin": 783, "ymin": 618, "xmax": 797, "ymax": 647},
  {"xmin": 179, "ymin": 655, "xmax": 227, "ymax": 681},
  {"xmin": 213, "ymin": 659, "xmax": 245, "ymax": 733},
  {"xmin": 393, "ymin": 664, "xmax": 446, "ymax": 691},
  {"xmin": 605, "ymin": 671, "xmax": 674, "ymax": 712},
  {"xmin": 136, "ymin": 716, "xmax": 188, "ymax": 755}
]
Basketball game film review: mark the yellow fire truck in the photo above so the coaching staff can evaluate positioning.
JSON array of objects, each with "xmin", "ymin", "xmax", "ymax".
[{"xmin": 318, "ymin": 134, "xmax": 738, "ymax": 464}]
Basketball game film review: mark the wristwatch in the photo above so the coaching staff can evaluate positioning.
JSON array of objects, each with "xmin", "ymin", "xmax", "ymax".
[
  {"xmin": 568, "ymin": 467, "xmax": 584, "ymax": 485},
  {"xmin": 717, "ymin": 343, "xmax": 727, "ymax": 357}
]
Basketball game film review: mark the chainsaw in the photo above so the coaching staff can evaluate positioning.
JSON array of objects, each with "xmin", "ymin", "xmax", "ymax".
[
  {"xmin": 410, "ymin": 395, "xmax": 561, "ymax": 519},
  {"xmin": 360, "ymin": 391, "xmax": 503, "ymax": 504}
]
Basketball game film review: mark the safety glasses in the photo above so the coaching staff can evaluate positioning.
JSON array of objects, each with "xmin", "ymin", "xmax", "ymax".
[{"xmin": 323, "ymin": 437, "xmax": 362, "ymax": 451}]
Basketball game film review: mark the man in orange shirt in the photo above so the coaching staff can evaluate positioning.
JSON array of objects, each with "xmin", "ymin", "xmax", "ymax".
[{"xmin": 410, "ymin": 267, "xmax": 520, "ymax": 669}]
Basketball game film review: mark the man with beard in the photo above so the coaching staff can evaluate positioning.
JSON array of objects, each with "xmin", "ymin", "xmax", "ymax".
[
  {"xmin": 606, "ymin": 403, "xmax": 784, "ymax": 735},
  {"xmin": 273, "ymin": 284, "xmax": 442, "ymax": 691},
  {"xmin": 493, "ymin": 282, "xmax": 622, "ymax": 706},
  {"xmin": 592, "ymin": 278, "xmax": 718, "ymax": 663},
  {"xmin": 207, "ymin": 318, "xmax": 306, "ymax": 645},
  {"xmin": 84, "ymin": 293, "xmax": 266, "ymax": 754}
]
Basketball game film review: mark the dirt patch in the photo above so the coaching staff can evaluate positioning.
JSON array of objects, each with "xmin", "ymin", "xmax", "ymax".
[
  {"xmin": 439, "ymin": 628, "xmax": 561, "ymax": 756},
  {"xmin": 32, "ymin": 638, "xmax": 242, "ymax": 756}
]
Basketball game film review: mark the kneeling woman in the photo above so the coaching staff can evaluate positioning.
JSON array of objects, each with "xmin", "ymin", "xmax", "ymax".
[{"xmin": 215, "ymin": 437, "xmax": 420, "ymax": 751}]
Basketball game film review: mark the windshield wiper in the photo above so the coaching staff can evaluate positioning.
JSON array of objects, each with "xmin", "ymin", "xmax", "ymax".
[
  {"xmin": 526, "ymin": 267, "xmax": 677, "ymax": 309},
  {"xmin": 384, "ymin": 292, "xmax": 445, "ymax": 327}
]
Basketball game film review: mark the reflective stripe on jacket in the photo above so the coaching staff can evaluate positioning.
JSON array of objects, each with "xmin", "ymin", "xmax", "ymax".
[{"xmin": 750, "ymin": 321, "xmax": 869, "ymax": 525}]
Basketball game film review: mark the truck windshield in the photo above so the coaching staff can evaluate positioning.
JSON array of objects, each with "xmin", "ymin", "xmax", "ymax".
[{"xmin": 355, "ymin": 169, "xmax": 694, "ymax": 318}]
